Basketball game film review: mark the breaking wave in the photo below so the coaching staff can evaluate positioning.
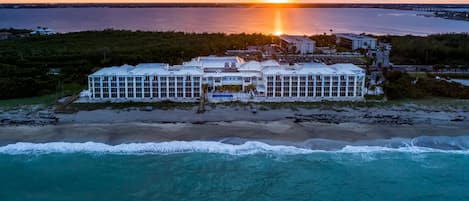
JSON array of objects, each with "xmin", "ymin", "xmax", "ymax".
[
  {"xmin": 0, "ymin": 136, "xmax": 468, "ymax": 155},
  {"xmin": 0, "ymin": 141, "xmax": 313, "ymax": 155}
]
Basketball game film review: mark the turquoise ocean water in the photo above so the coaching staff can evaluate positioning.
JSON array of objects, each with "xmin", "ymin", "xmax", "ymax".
[{"xmin": 0, "ymin": 138, "xmax": 468, "ymax": 201}]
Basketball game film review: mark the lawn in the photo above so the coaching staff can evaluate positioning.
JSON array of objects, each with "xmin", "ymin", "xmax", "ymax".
[
  {"xmin": 387, "ymin": 97, "xmax": 469, "ymax": 108},
  {"xmin": 0, "ymin": 94, "xmax": 58, "ymax": 109},
  {"xmin": 0, "ymin": 83, "xmax": 85, "ymax": 109}
]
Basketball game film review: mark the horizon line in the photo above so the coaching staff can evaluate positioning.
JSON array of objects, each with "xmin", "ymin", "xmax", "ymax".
[{"xmin": 2, "ymin": 2, "xmax": 469, "ymax": 5}]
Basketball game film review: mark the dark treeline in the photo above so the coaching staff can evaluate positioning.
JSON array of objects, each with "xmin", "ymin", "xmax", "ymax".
[
  {"xmin": 379, "ymin": 33, "xmax": 469, "ymax": 65},
  {"xmin": 383, "ymin": 70, "xmax": 469, "ymax": 100},
  {"xmin": 0, "ymin": 28, "xmax": 31, "ymax": 35},
  {"xmin": 0, "ymin": 30, "xmax": 274, "ymax": 99}
]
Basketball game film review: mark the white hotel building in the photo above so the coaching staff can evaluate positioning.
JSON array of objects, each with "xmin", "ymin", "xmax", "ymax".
[
  {"xmin": 336, "ymin": 33, "xmax": 377, "ymax": 50},
  {"xmin": 87, "ymin": 56, "xmax": 366, "ymax": 102}
]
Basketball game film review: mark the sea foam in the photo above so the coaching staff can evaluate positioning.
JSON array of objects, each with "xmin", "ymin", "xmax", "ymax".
[
  {"xmin": 0, "ymin": 140, "xmax": 468, "ymax": 155},
  {"xmin": 0, "ymin": 141, "xmax": 313, "ymax": 155}
]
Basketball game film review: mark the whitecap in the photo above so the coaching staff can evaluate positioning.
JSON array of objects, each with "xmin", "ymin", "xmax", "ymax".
[
  {"xmin": 0, "ymin": 140, "xmax": 468, "ymax": 155},
  {"xmin": 0, "ymin": 141, "xmax": 314, "ymax": 155}
]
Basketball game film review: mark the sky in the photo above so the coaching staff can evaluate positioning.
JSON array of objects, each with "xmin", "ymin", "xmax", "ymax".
[{"xmin": 1, "ymin": 0, "xmax": 468, "ymax": 4}]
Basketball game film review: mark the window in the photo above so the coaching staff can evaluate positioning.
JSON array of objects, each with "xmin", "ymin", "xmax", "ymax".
[
  {"xmin": 135, "ymin": 80, "xmax": 143, "ymax": 98},
  {"xmin": 160, "ymin": 87, "xmax": 167, "ymax": 98},
  {"xmin": 283, "ymin": 77, "xmax": 290, "ymax": 97}
]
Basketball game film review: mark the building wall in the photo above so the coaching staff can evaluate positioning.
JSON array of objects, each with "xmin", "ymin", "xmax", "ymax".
[
  {"xmin": 353, "ymin": 39, "xmax": 376, "ymax": 50},
  {"xmin": 89, "ymin": 75, "xmax": 202, "ymax": 100},
  {"xmin": 89, "ymin": 73, "xmax": 364, "ymax": 102},
  {"xmin": 298, "ymin": 42, "xmax": 315, "ymax": 54},
  {"xmin": 265, "ymin": 74, "xmax": 365, "ymax": 99},
  {"xmin": 280, "ymin": 39, "xmax": 315, "ymax": 54},
  {"xmin": 337, "ymin": 37, "xmax": 377, "ymax": 50}
]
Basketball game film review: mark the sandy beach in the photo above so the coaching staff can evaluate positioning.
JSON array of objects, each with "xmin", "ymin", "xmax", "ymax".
[
  {"xmin": 0, "ymin": 104, "xmax": 468, "ymax": 145},
  {"xmin": 0, "ymin": 120, "xmax": 468, "ymax": 146}
]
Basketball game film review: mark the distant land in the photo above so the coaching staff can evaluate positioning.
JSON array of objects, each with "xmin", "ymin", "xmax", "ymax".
[{"xmin": 0, "ymin": 3, "xmax": 468, "ymax": 10}]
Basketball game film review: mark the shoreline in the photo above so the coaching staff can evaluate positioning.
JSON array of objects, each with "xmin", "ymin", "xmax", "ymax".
[
  {"xmin": 0, "ymin": 120, "xmax": 468, "ymax": 146},
  {"xmin": 1, "ymin": 103, "xmax": 468, "ymax": 145}
]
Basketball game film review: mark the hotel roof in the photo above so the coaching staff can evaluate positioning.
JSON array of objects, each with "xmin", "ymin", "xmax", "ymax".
[
  {"xmin": 91, "ymin": 65, "xmax": 134, "ymax": 76},
  {"xmin": 90, "ymin": 56, "xmax": 364, "ymax": 77},
  {"xmin": 91, "ymin": 63, "xmax": 203, "ymax": 76},
  {"xmin": 183, "ymin": 56, "xmax": 245, "ymax": 69},
  {"xmin": 279, "ymin": 35, "xmax": 316, "ymax": 44},
  {"xmin": 262, "ymin": 63, "xmax": 364, "ymax": 75},
  {"xmin": 335, "ymin": 33, "xmax": 377, "ymax": 41},
  {"xmin": 330, "ymin": 63, "xmax": 366, "ymax": 74},
  {"xmin": 237, "ymin": 60, "xmax": 280, "ymax": 72}
]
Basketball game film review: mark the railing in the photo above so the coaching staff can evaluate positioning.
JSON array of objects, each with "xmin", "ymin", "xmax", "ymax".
[{"xmin": 207, "ymin": 92, "xmax": 252, "ymax": 102}]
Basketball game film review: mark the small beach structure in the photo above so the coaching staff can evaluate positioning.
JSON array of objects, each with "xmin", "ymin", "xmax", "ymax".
[{"xmin": 86, "ymin": 56, "xmax": 366, "ymax": 102}]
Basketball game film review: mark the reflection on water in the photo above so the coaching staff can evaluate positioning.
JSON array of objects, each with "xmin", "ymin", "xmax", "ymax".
[
  {"xmin": 274, "ymin": 8, "xmax": 283, "ymax": 35},
  {"xmin": 0, "ymin": 7, "xmax": 468, "ymax": 35}
]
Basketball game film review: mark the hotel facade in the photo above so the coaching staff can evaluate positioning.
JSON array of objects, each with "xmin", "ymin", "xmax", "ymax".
[
  {"xmin": 86, "ymin": 56, "xmax": 366, "ymax": 102},
  {"xmin": 335, "ymin": 33, "xmax": 377, "ymax": 50},
  {"xmin": 279, "ymin": 35, "xmax": 316, "ymax": 54}
]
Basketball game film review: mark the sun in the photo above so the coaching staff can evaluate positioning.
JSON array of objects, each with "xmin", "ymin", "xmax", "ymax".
[
  {"xmin": 265, "ymin": 0, "xmax": 290, "ymax": 3},
  {"xmin": 274, "ymin": 31, "xmax": 283, "ymax": 36}
]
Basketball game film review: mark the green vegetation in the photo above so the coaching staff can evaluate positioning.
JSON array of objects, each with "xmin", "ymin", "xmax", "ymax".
[
  {"xmin": 407, "ymin": 72, "xmax": 469, "ymax": 79},
  {"xmin": 0, "ymin": 28, "xmax": 31, "ymax": 35},
  {"xmin": 379, "ymin": 33, "xmax": 469, "ymax": 65},
  {"xmin": 407, "ymin": 72, "xmax": 428, "ymax": 78},
  {"xmin": 258, "ymin": 98, "xmax": 469, "ymax": 111},
  {"xmin": 70, "ymin": 100, "xmax": 197, "ymax": 111},
  {"xmin": 0, "ymin": 30, "xmax": 273, "ymax": 100},
  {"xmin": 364, "ymin": 94, "xmax": 385, "ymax": 100},
  {"xmin": 245, "ymin": 84, "xmax": 256, "ymax": 91},
  {"xmin": 215, "ymin": 85, "xmax": 242, "ymax": 92},
  {"xmin": 0, "ymin": 80, "xmax": 83, "ymax": 108},
  {"xmin": 382, "ymin": 70, "xmax": 469, "ymax": 100},
  {"xmin": 61, "ymin": 98, "xmax": 469, "ymax": 112},
  {"xmin": 431, "ymin": 73, "xmax": 469, "ymax": 79},
  {"xmin": 259, "ymin": 101, "xmax": 383, "ymax": 110},
  {"xmin": 0, "ymin": 94, "xmax": 57, "ymax": 108},
  {"xmin": 309, "ymin": 34, "xmax": 336, "ymax": 47}
]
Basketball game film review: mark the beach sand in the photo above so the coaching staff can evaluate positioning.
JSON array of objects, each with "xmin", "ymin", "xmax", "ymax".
[
  {"xmin": 0, "ymin": 105, "xmax": 468, "ymax": 145},
  {"xmin": 0, "ymin": 120, "xmax": 468, "ymax": 146}
]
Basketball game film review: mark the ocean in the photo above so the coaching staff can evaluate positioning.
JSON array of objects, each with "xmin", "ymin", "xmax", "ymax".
[
  {"xmin": 0, "ymin": 7, "xmax": 468, "ymax": 35},
  {"xmin": 0, "ymin": 137, "xmax": 468, "ymax": 200}
]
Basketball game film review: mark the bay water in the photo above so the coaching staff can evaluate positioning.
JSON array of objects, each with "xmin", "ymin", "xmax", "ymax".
[{"xmin": 1, "ymin": 7, "xmax": 468, "ymax": 35}]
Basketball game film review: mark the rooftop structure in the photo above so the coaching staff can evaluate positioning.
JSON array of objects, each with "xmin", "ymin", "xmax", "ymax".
[
  {"xmin": 335, "ymin": 33, "xmax": 377, "ymax": 50},
  {"xmin": 87, "ymin": 56, "xmax": 365, "ymax": 102},
  {"xmin": 279, "ymin": 35, "xmax": 316, "ymax": 55},
  {"xmin": 30, "ymin": 27, "xmax": 56, "ymax": 35},
  {"xmin": 183, "ymin": 56, "xmax": 244, "ymax": 72},
  {"xmin": 0, "ymin": 32, "xmax": 12, "ymax": 40}
]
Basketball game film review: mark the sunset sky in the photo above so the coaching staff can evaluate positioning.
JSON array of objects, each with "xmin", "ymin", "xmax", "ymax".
[{"xmin": 2, "ymin": 0, "xmax": 469, "ymax": 4}]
